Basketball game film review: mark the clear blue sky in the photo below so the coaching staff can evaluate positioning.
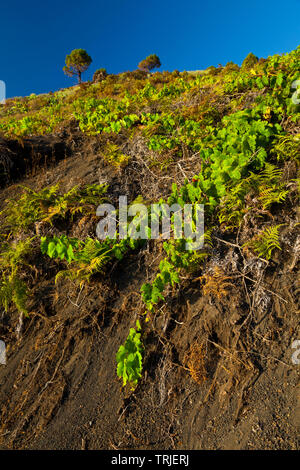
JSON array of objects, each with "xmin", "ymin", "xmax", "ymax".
[{"xmin": 1, "ymin": 0, "xmax": 299, "ymax": 98}]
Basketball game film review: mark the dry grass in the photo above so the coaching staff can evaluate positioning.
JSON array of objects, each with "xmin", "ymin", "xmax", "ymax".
[{"xmin": 185, "ymin": 342, "xmax": 207, "ymax": 385}]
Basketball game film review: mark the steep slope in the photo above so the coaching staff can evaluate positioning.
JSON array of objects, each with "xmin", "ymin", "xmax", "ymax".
[{"xmin": 0, "ymin": 49, "xmax": 299, "ymax": 449}]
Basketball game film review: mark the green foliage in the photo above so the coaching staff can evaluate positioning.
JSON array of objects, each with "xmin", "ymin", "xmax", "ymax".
[
  {"xmin": 141, "ymin": 237, "xmax": 209, "ymax": 312},
  {"xmin": 257, "ymin": 165, "xmax": 289, "ymax": 209},
  {"xmin": 40, "ymin": 235, "xmax": 113, "ymax": 282},
  {"xmin": 138, "ymin": 54, "xmax": 161, "ymax": 72},
  {"xmin": 43, "ymin": 183, "xmax": 108, "ymax": 222},
  {"xmin": 68, "ymin": 238, "xmax": 112, "ymax": 281},
  {"xmin": 0, "ymin": 271, "xmax": 28, "ymax": 314},
  {"xmin": 0, "ymin": 237, "xmax": 33, "ymax": 270},
  {"xmin": 244, "ymin": 225, "xmax": 282, "ymax": 260},
  {"xmin": 1, "ymin": 46, "xmax": 299, "ymax": 140},
  {"xmin": 241, "ymin": 52, "xmax": 259, "ymax": 71},
  {"xmin": 63, "ymin": 49, "xmax": 92, "ymax": 83},
  {"xmin": 218, "ymin": 164, "xmax": 289, "ymax": 229},
  {"xmin": 116, "ymin": 320, "xmax": 143, "ymax": 389},
  {"xmin": 0, "ymin": 182, "xmax": 108, "ymax": 315},
  {"xmin": 2, "ymin": 183, "xmax": 108, "ymax": 232},
  {"xmin": 39, "ymin": 193, "xmax": 147, "ymax": 284},
  {"xmin": 103, "ymin": 143, "xmax": 131, "ymax": 168},
  {"xmin": 0, "ymin": 238, "xmax": 33, "ymax": 314},
  {"xmin": 40, "ymin": 235, "xmax": 81, "ymax": 263},
  {"xmin": 73, "ymin": 97, "xmax": 139, "ymax": 135},
  {"xmin": 2, "ymin": 185, "xmax": 59, "ymax": 230},
  {"xmin": 271, "ymin": 134, "xmax": 300, "ymax": 163},
  {"xmin": 0, "ymin": 46, "xmax": 299, "ymax": 388},
  {"xmin": 139, "ymin": 104, "xmax": 285, "ymax": 311}
]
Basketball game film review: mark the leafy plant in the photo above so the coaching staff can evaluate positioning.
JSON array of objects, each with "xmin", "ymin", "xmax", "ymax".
[
  {"xmin": 40, "ymin": 235, "xmax": 81, "ymax": 263},
  {"xmin": 0, "ymin": 238, "xmax": 33, "ymax": 314},
  {"xmin": 116, "ymin": 321, "xmax": 143, "ymax": 389},
  {"xmin": 0, "ymin": 271, "xmax": 28, "ymax": 314},
  {"xmin": 218, "ymin": 164, "xmax": 289, "ymax": 229},
  {"xmin": 103, "ymin": 143, "xmax": 131, "ymax": 168},
  {"xmin": 0, "ymin": 45, "xmax": 299, "ymax": 390},
  {"xmin": 2, "ymin": 185, "xmax": 59, "ymax": 231},
  {"xmin": 0, "ymin": 238, "xmax": 33, "ymax": 270},
  {"xmin": 244, "ymin": 225, "xmax": 282, "ymax": 260},
  {"xmin": 271, "ymin": 134, "xmax": 300, "ymax": 163},
  {"xmin": 41, "ymin": 236, "xmax": 113, "ymax": 283},
  {"xmin": 2, "ymin": 183, "xmax": 108, "ymax": 232}
]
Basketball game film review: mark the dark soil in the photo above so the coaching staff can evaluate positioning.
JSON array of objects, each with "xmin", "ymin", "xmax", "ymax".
[{"xmin": 0, "ymin": 130, "xmax": 299, "ymax": 450}]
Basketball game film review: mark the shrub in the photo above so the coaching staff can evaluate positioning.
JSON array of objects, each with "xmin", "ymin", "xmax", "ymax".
[
  {"xmin": 241, "ymin": 52, "xmax": 259, "ymax": 70},
  {"xmin": 224, "ymin": 61, "xmax": 240, "ymax": 72},
  {"xmin": 138, "ymin": 54, "xmax": 161, "ymax": 72},
  {"xmin": 93, "ymin": 68, "xmax": 107, "ymax": 83},
  {"xmin": 206, "ymin": 65, "xmax": 220, "ymax": 76},
  {"xmin": 120, "ymin": 69, "xmax": 148, "ymax": 80}
]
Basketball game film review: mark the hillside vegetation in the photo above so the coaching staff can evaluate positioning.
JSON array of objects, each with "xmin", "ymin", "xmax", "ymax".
[{"xmin": 0, "ymin": 48, "xmax": 299, "ymax": 449}]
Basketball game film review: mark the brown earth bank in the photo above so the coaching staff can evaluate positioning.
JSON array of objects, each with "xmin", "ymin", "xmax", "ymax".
[{"xmin": 0, "ymin": 128, "xmax": 299, "ymax": 450}]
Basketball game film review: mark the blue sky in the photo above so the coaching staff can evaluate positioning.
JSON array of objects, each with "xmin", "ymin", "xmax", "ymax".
[{"xmin": 1, "ymin": 0, "xmax": 299, "ymax": 98}]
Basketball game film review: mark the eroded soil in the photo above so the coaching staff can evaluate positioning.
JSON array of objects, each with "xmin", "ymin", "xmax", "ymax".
[{"xmin": 0, "ymin": 130, "xmax": 299, "ymax": 450}]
